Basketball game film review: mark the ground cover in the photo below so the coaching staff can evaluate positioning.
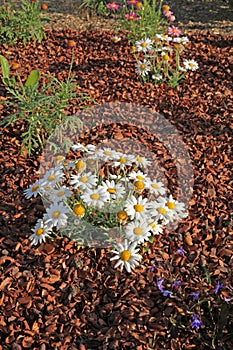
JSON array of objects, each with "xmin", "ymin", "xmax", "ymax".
[{"xmin": 0, "ymin": 1, "xmax": 233, "ymax": 349}]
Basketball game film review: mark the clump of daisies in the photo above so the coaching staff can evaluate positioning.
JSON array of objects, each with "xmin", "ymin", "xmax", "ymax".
[
  {"xmin": 134, "ymin": 33, "xmax": 198, "ymax": 86},
  {"xmin": 105, "ymin": 0, "xmax": 199, "ymax": 86},
  {"xmin": 25, "ymin": 143, "xmax": 188, "ymax": 273}
]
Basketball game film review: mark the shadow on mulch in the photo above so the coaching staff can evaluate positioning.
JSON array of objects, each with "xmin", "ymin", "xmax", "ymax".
[{"xmin": 0, "ymin": 28, "xmax": 233, "ymax": 349}]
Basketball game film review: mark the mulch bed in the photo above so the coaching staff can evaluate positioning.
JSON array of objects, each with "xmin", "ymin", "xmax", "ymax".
[{"xmin": 0, "ymin": 28, "xmax": 233, "ymax": 349}]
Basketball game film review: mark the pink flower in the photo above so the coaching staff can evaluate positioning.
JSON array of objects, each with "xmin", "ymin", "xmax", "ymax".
[
  {"xmin": 163, "ymin": 10, "xmax": 173, "ymax": 17},
  {"xmin": 125, "ymin": 12, "xmax": 138, "ymax": 20},
  {"xmin": 168, "ymin": 14, "xmax": 176, "ymax": 22},
  {"xmin": 106, "ymin": 2, "xmax": 119, "ymax": 10},
  {"xmin": 168, "ymin": 25, "xmax": 181, "ymax": 37},
  {"xmin": 127, "ymin": 0, "xmax": 137, "ymax": 4}
]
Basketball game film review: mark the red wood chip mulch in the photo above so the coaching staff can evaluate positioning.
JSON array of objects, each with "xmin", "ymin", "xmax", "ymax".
[{"xmin": 0, "ymin": 28, "xmax": 233, "ymax": 349}]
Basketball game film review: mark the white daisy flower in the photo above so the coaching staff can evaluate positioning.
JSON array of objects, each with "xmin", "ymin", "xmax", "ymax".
[
  {"xmin": 125, "ymin": 220, "xmax": 151, "ymax": 244},
  {"xmin": 173, "ymin": 36, "xmax": 189, "ymax": 45},
  {"xmin": 111, "ymin": 153, "xmax": 135, "ymax": 169},
  {"xmin": 81, "ymin": 187, "xmax": 110, "ymax": 208},
  {"xmin": 110, "ymin": 239, "xmax": 142, "ymax": 273},
  {"xmin": 183, "ymin": 59, "xmax": 199, "ymax": 71},
  {"xmin": 112, "ymin": 35, "xmax": 121, "ymax": 43},
  {"xmin": 135, "ymin": 38, "xmax": 154, "ymax": 53},
  {"xmin": 98, "ymin": 148, "xmax": 120, "ymax": 162},
  {"xmin": 40, "ymin": 166, "xmax": 65, "ymax": 188},
  {"xmin": 129, "ymin": 170, "xmax": 149, "ymax": 184},
  {"xmin": 148, "ymin": 196, "xmax": 173, "ymax": 224},
  {"xmin": 49, "ymin": 186, "xmax": 72, "ymax": 203},
  {"xmin": 46, "ymin": 202, "xmax": 69, "ymax": 229},
  {"xmin": 71, "ymin": 143, "xmax": 87, "ymax": 152},
  {"xmin": 100, "ymin": 180, "xmax": 126, "ymax": 200},
  {"xmin": 24, "ymin": 180, "xmax": 41, "ymax": 199},
  {"xmin": 148, "ymin": 221, "xmax": 164, "ymax": 235},
  {"xmin": 71, "ymin": 143, "xmax": 96, "ymax": 154},
  {"xmin": 148, "ymin": 179, "xmax": 166, "ymax": 196},
  {"xmin": 165, "ymin": 194, "xmax": 188, "ymax": 220},
  {"xmin": 70, "ymin": 172, "xmax": 97, "ymax": 191},
  {"xmin": 133, "ymin": 155, "xmax": 151, "ymax": 168},
  {"xmin": 136, "ymin": 59, "xmax": 151, "ymax": 77},
  {"xmin": 29, "ymin": 218, "xmax": 53, "ymax": 245},
  {"xmin": 124, "ymin": 195, "xmax": 149, "ymax": 220},
  {"xmin": 152, "ymin": 73, "xmax": 163, "ymax": 81},
  {"xmin": 155, "ymin": 34, "xmax": 172, "ymax": 42}
]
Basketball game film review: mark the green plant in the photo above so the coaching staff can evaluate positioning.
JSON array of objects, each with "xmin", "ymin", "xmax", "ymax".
[
  {"xmin": 0, "ymin": 54, "xmax": 91, "ymax": 156},
  {"xmin": 0, "ymin": 0, "xmax": 49, "ymax": 46},
  {"xmin": 79, "ymin": 0, "xmax": 108, "ymax": 17},
  {"xmin": 111, "ymin": 0, "xmax": 167, "ymax": 43}
]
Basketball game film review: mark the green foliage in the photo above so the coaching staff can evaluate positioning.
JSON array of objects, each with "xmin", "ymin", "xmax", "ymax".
[
  {"xmin": 79, "ymin": 0, "xmax": 108, "ymax": 17},
  {"xmin": 0, "ymin": 0, "xmax": 49, "ymax": 46},
  {"xmin": 119, "ymin": 0, "xmax": 166, "ymax": 42},
  {"xmin": 0, "ymin": 55, "xmax": 92, "ymax": 156}
]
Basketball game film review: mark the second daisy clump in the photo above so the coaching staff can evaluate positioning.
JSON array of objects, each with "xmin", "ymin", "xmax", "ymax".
[{"xmin": 25, "ymin": 143, "xmax": 188, "ymax": 273}]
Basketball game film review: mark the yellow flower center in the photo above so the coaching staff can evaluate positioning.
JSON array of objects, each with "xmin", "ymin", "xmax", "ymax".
[
  {"xmin": 117, "ymin": 210, "xmax": 128, "ymax": 222},
  {"xmin": 104, "ymin": 150, "xmax": 112, "ymax": 155},
  {"xmin": 151, "ymin": 183, "xmax": 159, "ymax": 189},
  {"xmin": 141, "ymin": 42, "xmax": 147, "ymax": 48},
  {"xmin": 133, "ymin": 227, "xmax": 143, "ymax": 235},
  {"xmin": 140, "ymin": 64, "xmax": 146, "ymax": 70},
  {"xmin": 44, "ymin": 186, "xmax": 51, "ymax": 192},
  {"xmin": 36, "ymin": 228, "xmax": 44, "ymax": 236},
  {"xmin": 134, "ymin": 204, "xmax": 144, "ymax": 212},
  {"xmin": 73, "ymin": 204, "xmax": 85, "ymax": 217},
  {"xmin": 32, "ymin": 185, "xmax": 39, "ymax": 192},
  {"xmin": 90, "ymin": 193, "xmax": 100, "ymax": 200},
  {"xmin": 120, "ymin": 250, "xmax": 131, "ymax": 261},
  {"xmin": 52, "ymin": 211, "xmax": 61, "ymax": 219},
  {"xmin": 80, "ymin": 176, "xmax": 88, "ymax": 183},
  {"xmin": 134, "ymin": 181, "xmax": 145, "ymax": 190},
  {"xmin": 75, "ymin": 160, "xmax": 86, "ymax": 172},
  {"xmin": 119, "ymin": 157, "xmax": 126, "ymax": 163},
  {"xmin": 163, "ymin": 54, "xmax": 169, "ymax": 61},
  {"xmin": 150, "ymin": 222, "xmax": 156, "ymax": 229},
  {"xmin": 136, "ymin": 175, "xmax": 144, "ymax": 180},
  {"xmin": 166, "ymin": 201, "xmax": 176, "ymax": 209},
  {"xmin": 47, "ymin": 174, "xmax": 56, "ymax": 181},
  {"xmin": 163, "ymin": 5, "xmax": 170, "ymax": 11},
  {"xmin": 189, "ymin": 62, "xmax": 195, "ymax": 68},
  {"xmin": 108, "ymin": 187, "xmax": 116, "ymax": 194},
  {"xmin": 136, "ymin": 155, "xmax": 143, "ymax": 162},
  {"xmin": 56, "ymin": 155, "xmax": 65, "ymax": 162},
  {"xmin": 157, "ymin": 207, "xmax": 167, "ymax": 215},
  {"xmin": 136, "ymin": 1, "xmax": 142, "ymax": 8},
  {"xmin": 57, "ymin": 190, "xmax": 65, "ymax": 197}
]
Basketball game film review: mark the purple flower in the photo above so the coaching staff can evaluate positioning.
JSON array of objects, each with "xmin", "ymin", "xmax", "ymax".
[
  {"xmin": 163, "ymin": 290, "xmax": 173, "ymax": 297},
  {"xmin": 191, "ymin": 314, "xmax": 202, "ymax": 330},
  {"xmin": 172, "ymin": 280, "xmax": 181, "ymax": 288},
  {"xmin": 175, "ymin": 246, "xmax": 185, "ymax": 256},
  {"xmin": 189, "ymin": 292, "xmax": 199, "ymax": 301},
  {"xmin": 156, "ymin": 277, "xmax": 164, "ymax": 292},
  {"xmin": 156, "ymin": 278, "xmax": 172, "ymax": 297},
  {"xmin": 214, "ymin": 281, "xmax": 224, "ymax": 294}
]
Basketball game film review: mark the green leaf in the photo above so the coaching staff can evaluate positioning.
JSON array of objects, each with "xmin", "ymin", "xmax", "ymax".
[
  {"xmin": 0, "ymin": 55, "xmax": 10, "ymax": 80},
  {"xmin": 25, "ymin": 70, "xmax": 40, "ymax": 87}
]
